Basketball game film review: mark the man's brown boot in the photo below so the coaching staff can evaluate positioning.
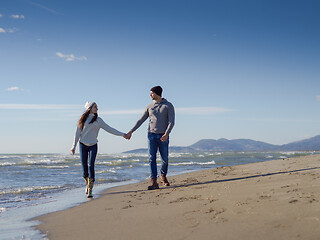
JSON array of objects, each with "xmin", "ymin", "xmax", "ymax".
[
  {"xmin": 147, "ymin": 177, "xmax": 159, "ymax": 190},
  {"xmin": 161, "ymin": 174, "xmax": 170, "ymax": 186}
]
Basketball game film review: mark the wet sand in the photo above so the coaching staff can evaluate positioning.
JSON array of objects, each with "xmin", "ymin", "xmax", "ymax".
[{"xmin": 36, "ymin": 154, "xmax": 320, "ymax": 240}]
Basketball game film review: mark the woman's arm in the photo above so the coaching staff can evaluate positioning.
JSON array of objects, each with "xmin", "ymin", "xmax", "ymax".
[
  {"xmin": 71, "ymin": 125, "xmax": 81, "ymax": 154},
  {"xmin": 99, "ymin": 118, "xmax": 125, "ymax": 136}
]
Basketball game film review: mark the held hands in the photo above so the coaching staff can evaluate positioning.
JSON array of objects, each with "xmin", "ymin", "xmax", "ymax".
[
  {"xmin": 123, "ymin": 131, "xmax": 133, "ymax": 140},
  {"xmin": 70, "ymin": 149, "xmax": 75, "ymax": 155}
]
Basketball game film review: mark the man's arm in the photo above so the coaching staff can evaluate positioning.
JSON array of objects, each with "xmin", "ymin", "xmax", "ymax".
[
  {"xmin": 160, "ymin": 103, "xmax": 175, "ymax": 142},
  {"xmin": 125, "ymin": 107, "xmax": 149, "ymax": 139}
]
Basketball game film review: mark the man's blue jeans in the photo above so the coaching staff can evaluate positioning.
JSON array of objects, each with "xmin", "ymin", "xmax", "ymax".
[
  {"xmin": 79, "ymin": 142, "xmax": 98, "ymax": 180},
  {"xmin": 148, "ymin": 133, "xmax": 169, "ymax": 178}
]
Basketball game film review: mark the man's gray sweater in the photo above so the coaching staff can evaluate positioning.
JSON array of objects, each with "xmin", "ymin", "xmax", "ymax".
[{"xmin": 131, "ymin": 98, "xmax": 175, "ymax": 135}]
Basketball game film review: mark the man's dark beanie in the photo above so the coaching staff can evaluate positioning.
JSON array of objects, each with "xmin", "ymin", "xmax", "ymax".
[{"xmin": 150, "ymin": 86, "xmax": 162, "ymax": 97}]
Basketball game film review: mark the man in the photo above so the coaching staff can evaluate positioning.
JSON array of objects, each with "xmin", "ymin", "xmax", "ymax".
[{"xmin": 126, "ymin": 86, "xmax": 175, "ymax": 190}]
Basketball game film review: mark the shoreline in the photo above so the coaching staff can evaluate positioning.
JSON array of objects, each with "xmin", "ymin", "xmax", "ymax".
[
  {"xmin": 35, "ymin": 154, "xmax": 320, "ymax": 240},
  {"xmin": 1, "ymin": 180, "xmax": 139, "ymax": 240}
]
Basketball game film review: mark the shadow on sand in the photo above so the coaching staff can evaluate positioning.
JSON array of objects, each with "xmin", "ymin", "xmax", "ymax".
[{"xmin": 105, "ymin": 166, "xmax": 320, "ymax": 196}]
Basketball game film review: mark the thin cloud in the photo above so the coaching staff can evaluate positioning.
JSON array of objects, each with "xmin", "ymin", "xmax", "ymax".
[
  {"xmin": 6, "ymin": 86, "xmax": 21, "ymax": 91},
  {"xmin": 0, "ymin": 104, "xmax": 80, "ymax": 110},
  {"xmin": 0, "ymin": 14, "xmax": 3, "ymax": 18},
  {"xmin": 56, "ymin": 52, "xmax": 88, "ymax": 62},
  {"xmin": 7, "ymin": 28, "xmax": 18, "ymax": 33},
  {"xmin": 316, "ymin": 96, "xmax": 320, "ymax": 101},
  {"xmin": 28, "ymin": 1, "xmax": 62, "ymax": 15},
  {"xmin": 10, "ymin": 14, "xmax": 25, "ymax": 19},
  {"xmin": 0, "ymin": 27, "xmax": 18, "ymax": 33}
]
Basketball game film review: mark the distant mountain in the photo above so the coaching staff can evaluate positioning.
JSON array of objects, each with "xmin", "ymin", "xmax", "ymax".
[
  {"xmin": 190, "ymin": 138, "xmax": 277, "ymax": 152},
  {"xmin": 124, "ymin": 135, "xmax": 320, "ymax": 153},
  {"xmin": 279, "ymin": 135, "xmax": 320, "ymax": 151}
]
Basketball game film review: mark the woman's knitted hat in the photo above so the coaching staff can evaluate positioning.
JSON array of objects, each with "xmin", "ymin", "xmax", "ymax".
[{"xmin": 84, "ymin": 101, "xmax": 95, "ymax": 110}]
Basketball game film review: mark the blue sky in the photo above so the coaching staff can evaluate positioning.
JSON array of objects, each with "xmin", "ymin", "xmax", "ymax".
[{"xmin": 1, "ymin": 0, "xmax": 319, "ymax": 153}]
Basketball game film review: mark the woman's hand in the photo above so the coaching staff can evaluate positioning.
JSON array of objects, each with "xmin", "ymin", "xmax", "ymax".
[{"xmin": 71, "ymin": 149, "xmax": 75, "ymax": 155}]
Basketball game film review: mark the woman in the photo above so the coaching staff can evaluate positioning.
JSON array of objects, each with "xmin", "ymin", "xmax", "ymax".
[{"xmin": 71, "ymin": 101, "xmax": 126, "ymax": 198}]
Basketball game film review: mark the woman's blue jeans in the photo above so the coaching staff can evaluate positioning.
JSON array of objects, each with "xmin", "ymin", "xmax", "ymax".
[
  {"xmin": 79, "ymin": 142, "xmax": 98, "ymax": 180},
  {"xmin": 148, "ymin": 133, "xmax": 169, "ymax": 178}
]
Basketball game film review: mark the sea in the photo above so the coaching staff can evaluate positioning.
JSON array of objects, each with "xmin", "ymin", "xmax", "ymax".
[{"xmin": 0, "ymin": 151, "xmax": 317, "ymax": 240}]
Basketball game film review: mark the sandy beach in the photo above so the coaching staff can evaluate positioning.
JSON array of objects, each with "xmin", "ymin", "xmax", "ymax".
[{"xmin": 35, "ymin": 154, "xmax": 320, "ymax": 240}]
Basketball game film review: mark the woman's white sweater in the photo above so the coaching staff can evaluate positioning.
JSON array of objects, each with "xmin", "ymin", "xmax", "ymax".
[{"xmin": 72, "ymin": 114, "xmax": 124, "ymax": 151}]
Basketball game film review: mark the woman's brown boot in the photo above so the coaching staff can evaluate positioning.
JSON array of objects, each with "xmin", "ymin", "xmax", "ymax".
[
  {"xmin": 87, "ymin": 178, "xmax": 94, "ymax": 198},
  {"xmin": 84, "ymin": 177, "xmax": 89, "ymax": 194}
]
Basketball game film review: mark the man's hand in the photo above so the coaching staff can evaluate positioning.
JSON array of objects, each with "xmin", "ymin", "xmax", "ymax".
[
  {"xmin": 160, "ymin": 133, "xmax": 169, "ymax": 142},
  {"xmin": 71, "ymin": 149, "xmax": 75, "ymax": 155}
]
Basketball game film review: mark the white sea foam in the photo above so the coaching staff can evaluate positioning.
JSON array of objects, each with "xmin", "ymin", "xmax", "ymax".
[
  {"xmin": 0, "ymin": 162, "xmax": 17, "ymax": 166},
  {"xmin": 171, "ymin": 160, "xmax": 216, "ymax": 166},
  {"xmin": 97, "ymin": 159, "xmax": 128, "ymax": 166},
  {"xmin": 96, "ymin": 168, "xmax": 117, "ymax": 174},
  {"xmin": 140, "ymin": 160, "xmax": 216, "ymax": 167},
  {"xmin": 0, "ymin": 185, "xmax": 64, "ymax": 195},
  {"xmin": 24, "ymin": 159, "xmax": 65, "ymax": 164},
  {"xmin": 131, "ymin": 159, "xmax": 141, "ymax": 162},
  {"xmin": 42, "ymin": 165, "xmax": 70, "ymax": 169}
]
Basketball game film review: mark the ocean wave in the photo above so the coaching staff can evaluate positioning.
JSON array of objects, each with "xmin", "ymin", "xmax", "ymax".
[
  {"xmin": 96, "ymin": 159, "xmax": 142, "ymax": 166},
  {"xmin": 0, "ymin": 162, "xmax": 17, "ymax": 166},
  {"xmin": 141, "ymin": 160, "xmax": 216, "ymax": 167},
  {"xmin": 24, "ymin": 159, "xmax": 66, "ymax": 165},
  {"xmin": 0, "ymin": 207, "xmax": 6, "ymax": 213},
  {"xmin": 96, "ymin": 160, "xmax": 123, "ymax": 166},
  {"xmin": 171, "ymin": 160, "xmax": 216, "ymax": 166},
  {"xmin": 0, "ymin": 185, "xmax": 64, "ymax": 195},
  {"xmin": 41, "ymin": 165, "xmax": 70, "ymax": 169},
  {"xmin": 96, "ymin": 168, "xmax": 117, "ymax": 174}
]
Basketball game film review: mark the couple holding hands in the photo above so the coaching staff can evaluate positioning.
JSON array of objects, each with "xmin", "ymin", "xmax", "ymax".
[{"xmin": 71, "ymin": 86, "xmax": 175, "ymax": 198}]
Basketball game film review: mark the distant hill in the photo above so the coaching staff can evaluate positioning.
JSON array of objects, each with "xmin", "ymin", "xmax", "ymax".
[
  {"xmin": 124, "ymin": 135, "xmax": 320, "ymax": 153},
  {"xmin": 190, "ymin": 138, "xmax": 277, "ymax": 152},
  {"xmin": 279, "ymin": 135, "xmax": 320, "ymax": 151}
]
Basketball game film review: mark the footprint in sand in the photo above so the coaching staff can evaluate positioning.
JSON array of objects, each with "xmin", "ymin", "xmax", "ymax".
[
  {"xmin": 182, "ymin": 178, "xmax": 199, "ymax": 184},
  {"xmin": 205, "ymin": 208, "xmax": 228, "ymax": 223},
  {"xmin": 182, "ymin": 211, "xmax": 200, "ymax": 228},
  {"xmin": 122, "ymin": 204, "xmax": 133, "ymax": 209},
  {"xmin": 259, "ymin": 195, "xmax": 272, "ymax": 200},
  {"xmin": 169, "ymin": 195, "xmax": 202, "ymax": 203}
]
